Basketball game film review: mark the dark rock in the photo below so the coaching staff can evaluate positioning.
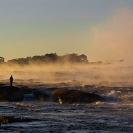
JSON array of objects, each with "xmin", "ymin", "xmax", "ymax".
[
  {"xmin": 33, "ymin": 90, "xmax": 49, "ymax": 101},
  {"xmin": 52, "ymin": 88, "xmax": 103, "ymax": 104},
  {"xmin": 84, "ymin": 85, "xmax": 95, "ymax": 88},
  {"xmin": 7, "ymin": 117, "xmax": 38, "ymax": 123},
  {"xmin": 2, "ymin": 116, "xmax": 40, "ymax": 123},
  {"xmin": 0, "ymin": 86, "xmax": 23, "ymax": 102}
]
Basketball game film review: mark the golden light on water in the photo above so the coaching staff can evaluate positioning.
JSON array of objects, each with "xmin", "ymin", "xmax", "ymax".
[{"xmin": 58, "ymin": 97, "xmax": 63, "ymax": 104}]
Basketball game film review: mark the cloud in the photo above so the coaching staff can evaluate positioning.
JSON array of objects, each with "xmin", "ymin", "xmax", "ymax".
[{"xmin": 88, "ymin": 8, "xmax": 133, "ymax": 63}]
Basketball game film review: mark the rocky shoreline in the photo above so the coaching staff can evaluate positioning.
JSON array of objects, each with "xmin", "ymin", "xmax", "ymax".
[{"xmin": 0, "ymin": 84, "xmax": 103, "ymax": 104}]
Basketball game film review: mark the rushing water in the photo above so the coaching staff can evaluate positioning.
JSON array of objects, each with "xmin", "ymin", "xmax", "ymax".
[
  {"xmin": 0, "ymin": 64, "xmax": 133, "ymax": 132},
  {"xmin": 0, "ymin": 82, "xmax": 133, "ymax": 133}
]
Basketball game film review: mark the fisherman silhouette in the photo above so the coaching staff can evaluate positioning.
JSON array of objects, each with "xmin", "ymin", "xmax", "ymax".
[{"xmin": 10, "ymin": 75, "xmax": 13, "ymax": 86}]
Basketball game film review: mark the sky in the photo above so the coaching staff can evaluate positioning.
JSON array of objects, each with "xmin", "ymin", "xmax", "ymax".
[{"xmin": 0, "ymin": 0, "xmax": 133, "ymax": 62}]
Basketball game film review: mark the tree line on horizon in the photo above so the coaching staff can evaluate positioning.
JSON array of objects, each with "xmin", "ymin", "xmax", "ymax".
[{"xmin": 7, "ymin": 53, "xmax": 88, "ymax": 65}]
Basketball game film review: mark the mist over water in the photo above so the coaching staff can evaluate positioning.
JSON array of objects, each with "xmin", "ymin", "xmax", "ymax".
[
  {"xmin": 1, "ymin": 62, "xmax": 133, "ymax": 132},
  {"xmin": 0, "ymin": 63, "xmax": 133, "ymax": 132},
  {"xmin": 0, "ymin": 61, "xmax": 133, "ymax": 87}
]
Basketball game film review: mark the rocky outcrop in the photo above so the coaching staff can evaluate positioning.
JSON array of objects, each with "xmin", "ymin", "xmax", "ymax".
[
  {"xmin": 33, "ymin": 90, "xmax": 49, "ymax": 101},
  {"xmin": 20, "ymin": 86, "xmax": 33, "ymax": 94},
  {"xmin": 0, "ymin": 86, "xmax": 23, "ymax": 102},
  {"xmin": 0, "ymin": 85, "xmax": 103, "ymax": 103},
  {"xmin": 52, "ymin": 88, "xmax": 103, "ymax": 104}
]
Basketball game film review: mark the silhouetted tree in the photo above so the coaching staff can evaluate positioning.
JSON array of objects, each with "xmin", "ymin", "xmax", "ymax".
[{"xmin": 7, "ymin": 53, "xmax": 88, "ymax": 65}]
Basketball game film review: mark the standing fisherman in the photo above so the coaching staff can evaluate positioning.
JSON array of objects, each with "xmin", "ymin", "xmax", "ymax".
[{"xmin": 10, "ymin": 75, "xmax": 13, "ymax": 86}]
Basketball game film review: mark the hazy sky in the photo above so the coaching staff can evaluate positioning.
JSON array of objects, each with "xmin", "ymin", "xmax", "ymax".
[{"xmin": 0, "ymin": 0, "xmax": 133, "ymax": 61}]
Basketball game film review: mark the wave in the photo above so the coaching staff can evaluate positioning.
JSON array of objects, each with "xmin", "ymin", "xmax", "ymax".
[{"xmin": 101, "ymin": 89, "xmax": 133, "ymax": 103}]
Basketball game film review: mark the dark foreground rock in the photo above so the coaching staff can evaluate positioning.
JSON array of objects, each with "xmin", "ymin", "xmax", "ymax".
[
  {"xmin": 52, "ymin": 88, "xmax": 103, "ymax": 104},
  {"xmin": 0, "ymin": 115, "xmax": 40, "ymax": 124},
  {"xmin": 0, "ymin": 86, "xmax": 23, "ymax": 102}
]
